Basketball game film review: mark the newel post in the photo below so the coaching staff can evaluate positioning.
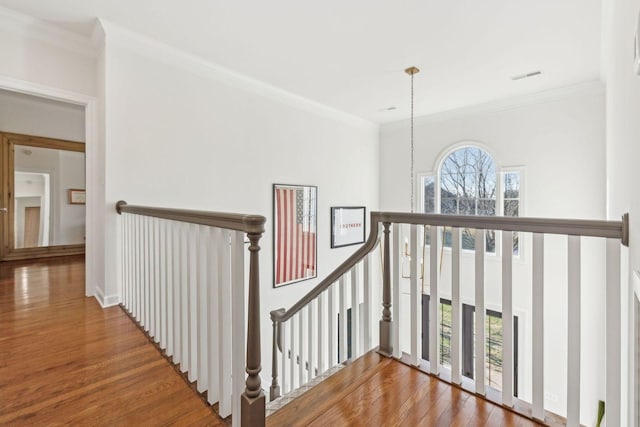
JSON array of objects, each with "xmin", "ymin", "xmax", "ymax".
[
  {"xmin": 241, "ymin": 231, "xmax": 266, "ymax": 427},
  {"xmin": 379, "ymin": 222, "xmax": 393, "ymax": 356}
]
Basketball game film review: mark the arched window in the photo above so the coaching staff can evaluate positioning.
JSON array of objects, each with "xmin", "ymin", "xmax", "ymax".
[
  {"xmin": 421, "ymin": 145, "xmax": 521, "ymax": 254},
  {"xmin": 439, "ymin": 146, "xmax": 496, "ymax": 216}
]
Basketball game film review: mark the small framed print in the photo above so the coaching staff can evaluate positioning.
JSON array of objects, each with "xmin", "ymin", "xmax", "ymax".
[
  {"xmin": 68, "ymin": 189, "xmax": 86, "ymax": 205},
  {"xmin": 331, "ymin": 206, "xmax": 366, "ymax": 248}
]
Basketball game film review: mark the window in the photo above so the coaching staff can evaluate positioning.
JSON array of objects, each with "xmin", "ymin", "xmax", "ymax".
[
  {"xmin": 422, "ymin": 295, "xmax": 518, "ymax": 395},
  {"xmin": 421, "ymin": 146, "xmax": 523, "ymax": 255},
  {"xmin": 422, "ymin": 146, "xmax": 497, "ymax": 252},
  {"xmin": 503, "ymin": 171, "xmax": 520, "ymax": 255}
]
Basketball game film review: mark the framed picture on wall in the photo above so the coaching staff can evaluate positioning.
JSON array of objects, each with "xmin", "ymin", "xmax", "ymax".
[
  {"xmin": 331, "ymin": 206, "xmax": 366, "ymax": 248},
  {"xmin": 68, "ymin": 189, "xmax": 86, "ymax": 205},
  {"xmin": 273, "ymin": 184, "xmax": 317, "ymax": 288}
]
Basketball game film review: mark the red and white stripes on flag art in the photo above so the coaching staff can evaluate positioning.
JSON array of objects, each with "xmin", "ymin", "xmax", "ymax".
[{"xmin": 275, "ymin": 186, "xmax": 316, "ymax": 285}]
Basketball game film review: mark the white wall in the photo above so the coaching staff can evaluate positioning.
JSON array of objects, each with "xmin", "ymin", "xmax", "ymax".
[
  {"xmin": 380, "ymin": 83, "xmax": 606, "ymax": 424},
  {"xmin": 0, "ymin": 89, "xmax": 85, "ymax": 142},
  {"xmin": 0, "ymin": 7, "xmax": 96, "ymax": 96},
  {"xmin": 603, "ymin": 0, "xmax": 640, "ymax": 424},
  {"xmin": 57, "ymin": 151, "xmax": 86, "ymax": 245},
  {"xmin": 98, "ymin": 20, "xmax": 380, "ymax": 389}
]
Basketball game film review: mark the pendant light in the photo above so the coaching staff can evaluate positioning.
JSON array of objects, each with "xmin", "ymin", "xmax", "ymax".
[
  {"xmin": 405, "ymin": 66, "xmax": 419, "ymax": 214},
  {"xmin": 402, "ymin": 66, "xmax": 421, "ymax": 280}
]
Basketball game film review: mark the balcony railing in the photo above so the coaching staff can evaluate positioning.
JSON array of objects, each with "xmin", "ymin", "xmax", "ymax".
[{"xmin": 269, "ymin": 211, "xmax": 629, "ymax": 426}]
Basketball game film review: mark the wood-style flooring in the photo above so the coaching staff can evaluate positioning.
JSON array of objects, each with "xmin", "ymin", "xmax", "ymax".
[
  {"xmin": 267, "ymin": 351, "xmax": 542, "ymax": 427},
  {"xmin": 1, "ymin": 255, "xmax": 541, "ymax": 427},
  {"xmin": 0, "ymin": 256, "xmax": 225, "ymax": 426}
]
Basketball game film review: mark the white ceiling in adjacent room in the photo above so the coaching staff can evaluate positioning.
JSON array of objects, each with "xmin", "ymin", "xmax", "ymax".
[{"xmin": 0, "ymin": 0, "xmax": 603, "ymax": 123}]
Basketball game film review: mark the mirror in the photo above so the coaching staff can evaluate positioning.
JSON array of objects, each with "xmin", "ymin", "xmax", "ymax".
[
  {"xmin": 273, "ymin": 184, "xmax": 317, "ymax": 287},
  {"xmin": 13, "ymin": 145, "xmax": 85, "ymax": 248}
]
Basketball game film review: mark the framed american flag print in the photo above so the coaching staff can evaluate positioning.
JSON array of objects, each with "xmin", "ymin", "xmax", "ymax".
[{"xmin": 273, "ymin": 184, "xmax": 317, "ymax": 287}]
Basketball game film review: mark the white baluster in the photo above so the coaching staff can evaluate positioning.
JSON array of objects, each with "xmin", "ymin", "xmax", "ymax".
[
  {"xmin": 149, "ymin": 218, "xmax": 161, "ymax": 343},
  {"xmin": 339, "ymin": 276, "xmax": 347, "ymax": 363},
  {"xmin": 156, "ymin": 219, "xmax": 162, "ymax": 340},
  {"xmin": 308, "ymin": 299, "xmax": 315, "ymax": 381},
  {"xmin": 188, "ymin": 224, "xmax": 198, "ymax": 383},
  {"xmin": 475, "ymin": 229, "xmax": 486, "ymax": 395},
  {"xmin": 172, "ymin": 221, "xmax": 182, "ymax": 366},
  {"xmin": 217, "ymin": 229, "xmax": 232, "ymax": 417},
  {"xmin": 318, "ymin": 292, "xmax": 325, "ymax": 375},
  {"xmin": 137, "ymin": 216, "xmax": 142, "ymax": 324},
  {"xmin": 149, "ymin": 217, "xmax": 156, "ymax": 340},
  {"xmin": 532, "ymin": 233, "xmax": 544, "ymax": 420},
  {"xmin": 392, "ymin": 223, "xmax": 401, "ymax": 359},
  {"xmin": 451, "ymin": 227, "xmax": 461, "ymax": 384},
  {"xmin": 410, "ymin": 224, "xmax": 419, "ymax": 366},
  {"xmin": 299, "ymin": 308, "xmax": 305, "ymax": 385},
  {"xmin": 567, "ymin": 236, "xmax": 581, "ymax": 427},
  {"xmin": 280, "ymin": 320, "xmax": 288, "ymax": 395},
  {"xmin": 166, "ymin": 220, "xmax": 174, "ymax": 358},
  {"xmin": 363, "ymin": 255, "xmax": 371, "ymax": 352},
  {"xmin": 158, "ymin": 218, "xmax": 166, "ymax": 349},
  {"xmin": 606, "ymin": 238, "xmax": 621, "ymax": 427},
  {"xmin": 121, "ymin": 214, "xmax": 127, "ymax": 309},
  {"xmin": 197, "ymin": 225, "xmax": 209, "ymax": 393},
  {"xmin": 207, "ymin": 227, "xmax": 220, "ymax": 406},
  {"xmin": 328, "ymin": 285, "xmax": 336, "ymax": 367},
  {"xmin": 429, "ymin": 225, "xmax": 440, "ymax": 375},
  {"xmin": 121, "ymin": 214, "xmax": 128, "ymax": 310},
  {"xmin": 350, "ymin": 267, "xmax": 359, "ymax": 359},
  {"xmin": 128, "ymin": 214, "xmax": 133, "ymax": 311},
  {"xmin": 231, "ymin": 230, "xmax": 245, "ymax": 422},
  {"xmin": 290, "ymin": 313, "xmax": 296, "ymax": 389},
  {"xmin": 143, "ymin": 216, "xmax": 149, "ymax": 330},
  {"xmin": 502, "ymin": 230, "xmax": 514, "ymax": 407},
  {"xmin": 180, "ymin": 223, "xmax": 190, "ymax": 374}
]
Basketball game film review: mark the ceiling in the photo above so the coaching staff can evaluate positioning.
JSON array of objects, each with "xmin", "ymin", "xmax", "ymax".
[{"xmin": 0, "ymin": 0, "xmax": 604, "ymax": 123}]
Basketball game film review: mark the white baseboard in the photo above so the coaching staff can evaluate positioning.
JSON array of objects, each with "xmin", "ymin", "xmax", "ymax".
[{"xmin": 94, "ymin": 287, "xmax": 120, "ymax": 308}]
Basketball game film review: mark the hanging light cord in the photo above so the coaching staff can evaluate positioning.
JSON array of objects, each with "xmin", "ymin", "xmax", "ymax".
[
  {"xmin": 405, "ymin": 66, "xmax": 419, "ymax": 213},
  {"xmin": 410, "ymin": 71, "xmax": 415, "ymax": 213}
]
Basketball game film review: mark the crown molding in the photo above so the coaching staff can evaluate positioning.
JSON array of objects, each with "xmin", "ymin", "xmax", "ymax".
[
  {"xmin": 382, "ymin": 80, "xmax": 605, "ymax": 131},
  {"xmin": 98, "ymin": 19, "xmax": 378, "ymax": 132},
  {"xmin": 0, "ymin": 6, "xmax": 96, "ymax": 58}
]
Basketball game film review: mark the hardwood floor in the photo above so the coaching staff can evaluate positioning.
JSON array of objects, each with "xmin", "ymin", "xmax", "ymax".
[
  {"xmin": 0, "ymin": 256, "xmax": 226, "ymax": 426},
  {"xmin": 267, "ymin": 352, "xmax": 542, "ymax": 427},
  {"xmin": 0, "ymin": 256, "xmax": 542, "ymax": 427}
]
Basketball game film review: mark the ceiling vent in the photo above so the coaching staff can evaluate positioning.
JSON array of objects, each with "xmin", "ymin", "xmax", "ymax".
[{"xmin": 511, "ymin": 71, "xmax": 542, "ymax": 81}]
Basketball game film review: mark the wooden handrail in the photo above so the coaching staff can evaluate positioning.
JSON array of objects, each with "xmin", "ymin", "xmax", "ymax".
[
  {"xmin": 116, "ymin": 200, "xmax": 266, "ymax": 234},
  {"xmin": 270, "ymin": 211, "xmax": 628, "ymax": 324}
]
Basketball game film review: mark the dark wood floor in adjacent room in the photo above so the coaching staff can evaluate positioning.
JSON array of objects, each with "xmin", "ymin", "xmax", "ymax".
[{"xmin": 0, "ymin": 256, "xmax": 225, "ymax": 426}]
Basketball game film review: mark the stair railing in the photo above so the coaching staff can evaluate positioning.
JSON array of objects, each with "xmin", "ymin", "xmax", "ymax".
[
  {"xmin": 115, "ymin": 201, "xmax": 266, "ymax": 427},
  {"xmin": 269, "ymin": 211, "xmax": 629, "ymax": 426}
]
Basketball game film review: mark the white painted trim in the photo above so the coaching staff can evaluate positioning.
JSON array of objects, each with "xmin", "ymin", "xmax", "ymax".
[
  {"xmin": 0, "ymin": 6, "xmax": 96, "ymax": 58},
  {"xmin": 98, "ymin": 19, "xmax": 377, "ymax": 132},
  {"xmin": 94, "ymin": 286, "xmax": 120, "ymax": 308},
  {"xmin": 0, "ymin": 75, "xmax": 99, "ymax": 300},
  {"xmin": 382, "ymin": 80, "xmax": 605, "ymax": 130}
]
